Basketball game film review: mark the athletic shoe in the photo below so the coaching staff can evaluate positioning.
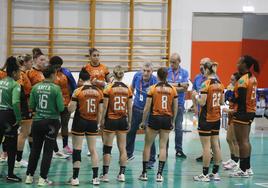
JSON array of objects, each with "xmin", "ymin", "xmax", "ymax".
[
  {"xmin": 223, "ymin": 160, "xmax": 239, "ymax": 170},
  {"xmin": 92, "ymin": 177, "xmax": 100, "ymax": 185},
  {"xmin": 229, "ymin": 169, "xmax": 249, "ymax": 178},
  {"xmin": 70, "ymin": 178, "xmax": 79, "ymax": 186},
  {"xmin": 176, "ymin": 151, "xmax": 187, "ymax": 159},
  {"xmin": 117, "ymin": 174, "xmax": 125, "ymax": 182},
  {"xmin": 246, "ymin": 168, "xmax": 254, "ymax": 176},
  {"xmin": 222, "ymin": 159, "xmax": 233, "ymax": 166},
  {"xmin": 15, "ymin": 159, "xmax": 28, "ymax": 168},
  {"xmin": 127, "ymin": 155, "xmax": 135, "ymax": 161},
  {"xmin": 139, "ymin": 173, "xmax": 148, "ymax": 181},
  {"xmin": 6, "ymin": 174, "xmax": 22, "ymax": 182},
  {"xmin": 25, "ymin": 175, "xmax": 33, "ymax": 184},
  {"xmin": 63, "ymin": 145, "xmax": 73, "ymax": 155},
  {"xmin": 87, "ymin": 151, "xmax": 91, "ymax": 157},
  {"xmin": 38, "ymin": 177, "xmax": 52, "ymax": 186},
  {"xmin": 209, "ymin": 173, "xmax": 221, "ymax": 181},
  {"xmin": 193, "ymin": 174, "xmax": 210, "ymax": 182},
  {"xmin": 53, "ymin": 151, "xmax": 70, "ymax": 159},
  {"xmin": 156, "ymin": 174, "xmax": 163, "ymax": 182},
  {"xmin": 99, "ymin": 174, "xmax": 109, "ymax": 182}
]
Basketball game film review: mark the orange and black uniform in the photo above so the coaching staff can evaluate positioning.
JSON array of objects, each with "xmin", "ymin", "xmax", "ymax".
[
  {"xmin": 83, "ymin": 63, "xmax": 110, "ymax": 88},
  {"xmin": 198, "ymin": 78, "xmax": 225, "ymax": 136},
  {"xmin": 146, "ymin": 82, "xmax": 177, "ymax": 131},
  {"xmin": 18, "ymin": 70, "xmax": 32, "ymax": 119},
  {"xmin": 103, "ymin": 81, "xmax": 132, "ymax": 133},
  {"xmin": 0, "ymin": 70, "xmax": 7, "ymax": 79},
  {"xmin": 71, "ymin": 84, "xmax": 103, "ymax": 136},
  {"xmin": 26, "ymin": 67, "xmax": 44, "ymax": 86},
  {"xmin": 233, "ymin": 72, "xmax": 257, "ymax": 125}
]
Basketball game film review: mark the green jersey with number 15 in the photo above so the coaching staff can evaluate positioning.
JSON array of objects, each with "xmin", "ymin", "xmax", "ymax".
[{"xmin": 30, "ymin": 80, "xmax": 64, "ymax": 121}]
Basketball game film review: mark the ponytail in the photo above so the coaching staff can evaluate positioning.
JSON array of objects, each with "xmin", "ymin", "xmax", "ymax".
[{"xmin": 241, "ymin": 55, "xmax": 260, "ymax": 74}]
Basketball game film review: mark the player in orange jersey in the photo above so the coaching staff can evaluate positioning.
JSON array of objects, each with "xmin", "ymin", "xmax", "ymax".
[
  {"xmin": 230, "ymin": 56, "xmax": 259, "ymax": 178},
  {"xmin": 100, "ymin": 65, "xmax": 132, "ymax": 182},
  {"xmin": 68, "ymin": 68, "xmax": 103, "ymax": 186},
  {"xmin": 138, "ymin": 67, "xmax": 178, "ymax": 182},
  {"xmin": 192, "ymin": 61, "xmax": 225, "ymax": 182}
]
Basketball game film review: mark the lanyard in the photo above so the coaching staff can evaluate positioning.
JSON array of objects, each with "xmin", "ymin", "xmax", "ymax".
[
  {"xmin": 139, "ymin": 77, "xmax": 150, "ymax": 95},
  {"xmin": 172, "ymin": 69, "xmax": 179, "ymax": 82}
]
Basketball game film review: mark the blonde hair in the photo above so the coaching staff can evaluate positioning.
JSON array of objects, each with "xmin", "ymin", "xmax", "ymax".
[{"xmin": 113, "ymin": 65, "xmax": 124, "ymax": 80}]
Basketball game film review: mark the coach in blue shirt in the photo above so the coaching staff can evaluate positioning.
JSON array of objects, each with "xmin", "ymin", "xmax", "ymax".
[
  {"xmin": 167, "ymin": 53, "xmax": 189, "ymax": 158},
  {"xmin": 126, "ymin": 62, "xmax": 157, "ymax": 167}
]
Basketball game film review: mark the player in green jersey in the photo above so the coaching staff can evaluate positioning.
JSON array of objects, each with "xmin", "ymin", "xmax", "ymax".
[
  {"xmin": 25, "ymin": 65, "xmax": 64, "ymax": 186},
  {"xmin": 0, "ymin": 56, "xmax": 22, "ymax": 182}
]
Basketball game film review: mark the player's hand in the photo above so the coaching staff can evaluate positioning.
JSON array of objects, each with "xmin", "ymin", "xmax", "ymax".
[
  {"xmin": 222, "ymin": 108, "xmax": 229, "ymax": 113},
  {"xmin": 171, "ymin": 121, "xmax": 175, "ymax": 131},
  {"xmin": 139, "ymin": 122, "xmax": 146, "ymax": 130},
  {"xmin": 91, "ymin": 78, "xmax": 98, "ymax": 85},
  {"xmin": 127, "ymin": 122, "xmax": 131, "ymax": 132}
]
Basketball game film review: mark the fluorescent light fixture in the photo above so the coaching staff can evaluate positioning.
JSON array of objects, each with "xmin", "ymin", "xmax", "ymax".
[{"xmin": 243, "ymin": 5, "xmax": 255, "ymax": 12}]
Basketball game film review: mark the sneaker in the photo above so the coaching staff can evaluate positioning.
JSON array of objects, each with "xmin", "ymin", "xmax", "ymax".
[
  {"xmin": 70, "ymin": 177, "xmax": 79, "ymax": 186},
  {"xmin": 6, "ymin": 174, "xmax": 22, "ymax": 182},
  {"xmin": 87, "ymin": 151, "xmax": 91, "ymax": 157},
  {"xmin": 0, "ymin": 152, "xmax": 7, "ymax": 162},
  {"xmin": 246, "ymin": 168, "xmax": 254, "ymax": 176},
  {"xmin": 193, "ymin": 174, "xmax": 210, "ymax": 182},
  {"xmin": 222, "ymin": 159, "xmax": 233, "ymax": 166},
  {"xmin": 209, "ymin": 173, "xmax": 221, "ymax": 181},
  {"xmin": 127, "ymin": 155, "xmax": 135, "ymax": 161},
  {"xmin": 117, "ymin": 174, "xmax": 125, "ymax": 182},
  {"xmin": 53, "ymin": 151, "xmax": 70, "ymax": 159},
  {"xmin": 63, "ymin": 146, "xmax": 73, "ymax": 155},
  {"xmin": 229, "ymin": 169, "xmax": 249, "ymax": 178},
  {"xmin": 139, "ymin": 173, "xmax": 148, "ymax": 181},
  {"xmin": 146, "ymin": 161, "xmax": 154, "ymax": 169},
  {"xmin": 223, "ymin": 160, "xmax": 239, "ymax": 170},
  {"xmin": 25, "ymin": 175, "xmax": 33, "ymax": 184},
  {"xmin": 15, "ymin": 160, "xmax": 28, "ymax": 168},
  {"xmin": 92, "ymin": 177, "xmax": 100, "ymax": 185},
  {"xmin": 156, "ymin": 174, "xmax": 163, "ymax": 182},
  {"xmin": 176, "ymin": 151, "xmax": 187, "ymax": 159},
  {"xmin": 100, "ymin": 174, "xmax": 109, "ymax": 182},
  {"xmin": 38, "ymin": 177, "xmax": 52, "ymax": 186}
]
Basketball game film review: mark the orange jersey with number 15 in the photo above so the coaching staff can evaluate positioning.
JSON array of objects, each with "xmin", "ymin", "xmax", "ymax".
[
  {"xmin": 200, "ymin": 78, "xmax": 225, "ymax": 122},
  {"xmin": 147, "ymin": 82, "xmax": 178, "ymax": 117},
  {"xmin": 103, "ymin": 82, "xmax": 132, "ymax": 119},
  {"xmin": 72, "ymin": 85, "xmax": 103, "ymax": 121}
]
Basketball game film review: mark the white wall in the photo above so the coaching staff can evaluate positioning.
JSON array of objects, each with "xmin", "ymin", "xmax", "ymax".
[{"xmin": 1, "ymin": 0, "xmax": 268, "ymax": 74}]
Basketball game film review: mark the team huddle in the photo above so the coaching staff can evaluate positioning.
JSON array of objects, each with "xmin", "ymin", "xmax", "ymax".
[{"xmin": 0, "ymin": 47, "xmax": 259, "ymax": 186}]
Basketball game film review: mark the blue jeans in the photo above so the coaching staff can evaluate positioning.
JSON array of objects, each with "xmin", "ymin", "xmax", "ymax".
[
  {"xmin": 126, "ymin": 106, "xmax": 156, "ymax": 162},
  {"xmin": 175, "ymin": 106, "xmax": 184, "ymax": 152}
]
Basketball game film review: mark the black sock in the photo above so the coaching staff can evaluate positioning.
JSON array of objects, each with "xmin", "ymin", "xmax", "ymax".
[
  {"xmin": 28, "ymin": 142, "xmax": 32, "ymax": 149},
  {"xmin": 240, "ymin": 157, "xmax": 247, "ymax": 172},
  {"xmin": 203, "ymin": 167, "xmax": 209, "ymax": 176},
  {"xmin": 231, "ymin": 153, "xmax": 235, "ymax": 161},
  {"xmin": 73, "ymin": 168, "xmax": 79, "ymax": 179},
  {"xmin": 142, "ymin": 161, "xmax": 148, "ymax": 174},
  {"xmin": 233, "ymin": 156, "xmax": 239, "ymax": 163},
  {"xmin": 212, "ymin": 165, "xmax": 219, "ymax": 174},
  {"xmin": 245, "ymin": 156, "xmax": 251, "ymax": 170},
  {"xmin": 157, "ymin": 161, "xmax": 166, "ymax": 175},
  {"xmin": 103, "ymin": 165, "xmax": 109, "ymax": 175},
  {"xmin": 119, "ymin": 166, "xmax": 126, "ymax": 175},
  {"xmin": 16, "ymin": 150, "xmax": 23, "ymax": 162},
  {"xmin": 63, "ymin": 136, "xmax": 68, "ymax": 148},
  {"xmin": 92, "ymin": 167, "xmax": 98, "ymax": 178}
]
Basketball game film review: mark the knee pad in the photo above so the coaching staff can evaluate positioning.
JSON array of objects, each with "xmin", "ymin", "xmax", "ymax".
[
  {"xmin": 103, "ymin": 145, "xmax": 112, "ymax": 155},
  {"xmin": 72, "ymin": 149, "xmax": 81, "ymax": 163}
]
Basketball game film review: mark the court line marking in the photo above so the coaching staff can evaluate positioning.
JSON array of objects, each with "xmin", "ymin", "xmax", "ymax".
[{"xmin": 255, "ymin": 183, "xmax": 268, "ymax": 187}]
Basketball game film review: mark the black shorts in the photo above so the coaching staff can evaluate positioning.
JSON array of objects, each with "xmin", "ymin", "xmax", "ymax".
[
  {"xmin": 148, "ymin": 115, "xmax": 173, "ymax": 131},
  {"xmin": 233, "ymin": 112, "xmax": 255, "ymax": 126},
  {"xmin": 71, "ymin": 117, "xmax": 98, "ymax": 136},
  {"xmin": 104, "ymin": 117, "xmax": 128, "ymax": 133},
  {"xmin": 0, "ymin": 110, "xmax": 17, "ymax": 139},
  {"xmin": 198, "ymin": 120, "xmax": 220, "ymax": 136}
]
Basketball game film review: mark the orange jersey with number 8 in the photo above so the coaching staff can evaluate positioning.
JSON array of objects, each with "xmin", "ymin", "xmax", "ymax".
[
  {"xmin": 147, "ymin": 82, "xmax": 178, "ymax": 117},
  {"xmin": 72, "ymin": 85, "xmax": 103, "ymax": 121},
  {"xmin": 103, "ymin": 82, "xmax": 132, "ymax": 119},
  {"xmin": 200, "ymin": 79, "xmax": 225, "ymax": 122}
]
